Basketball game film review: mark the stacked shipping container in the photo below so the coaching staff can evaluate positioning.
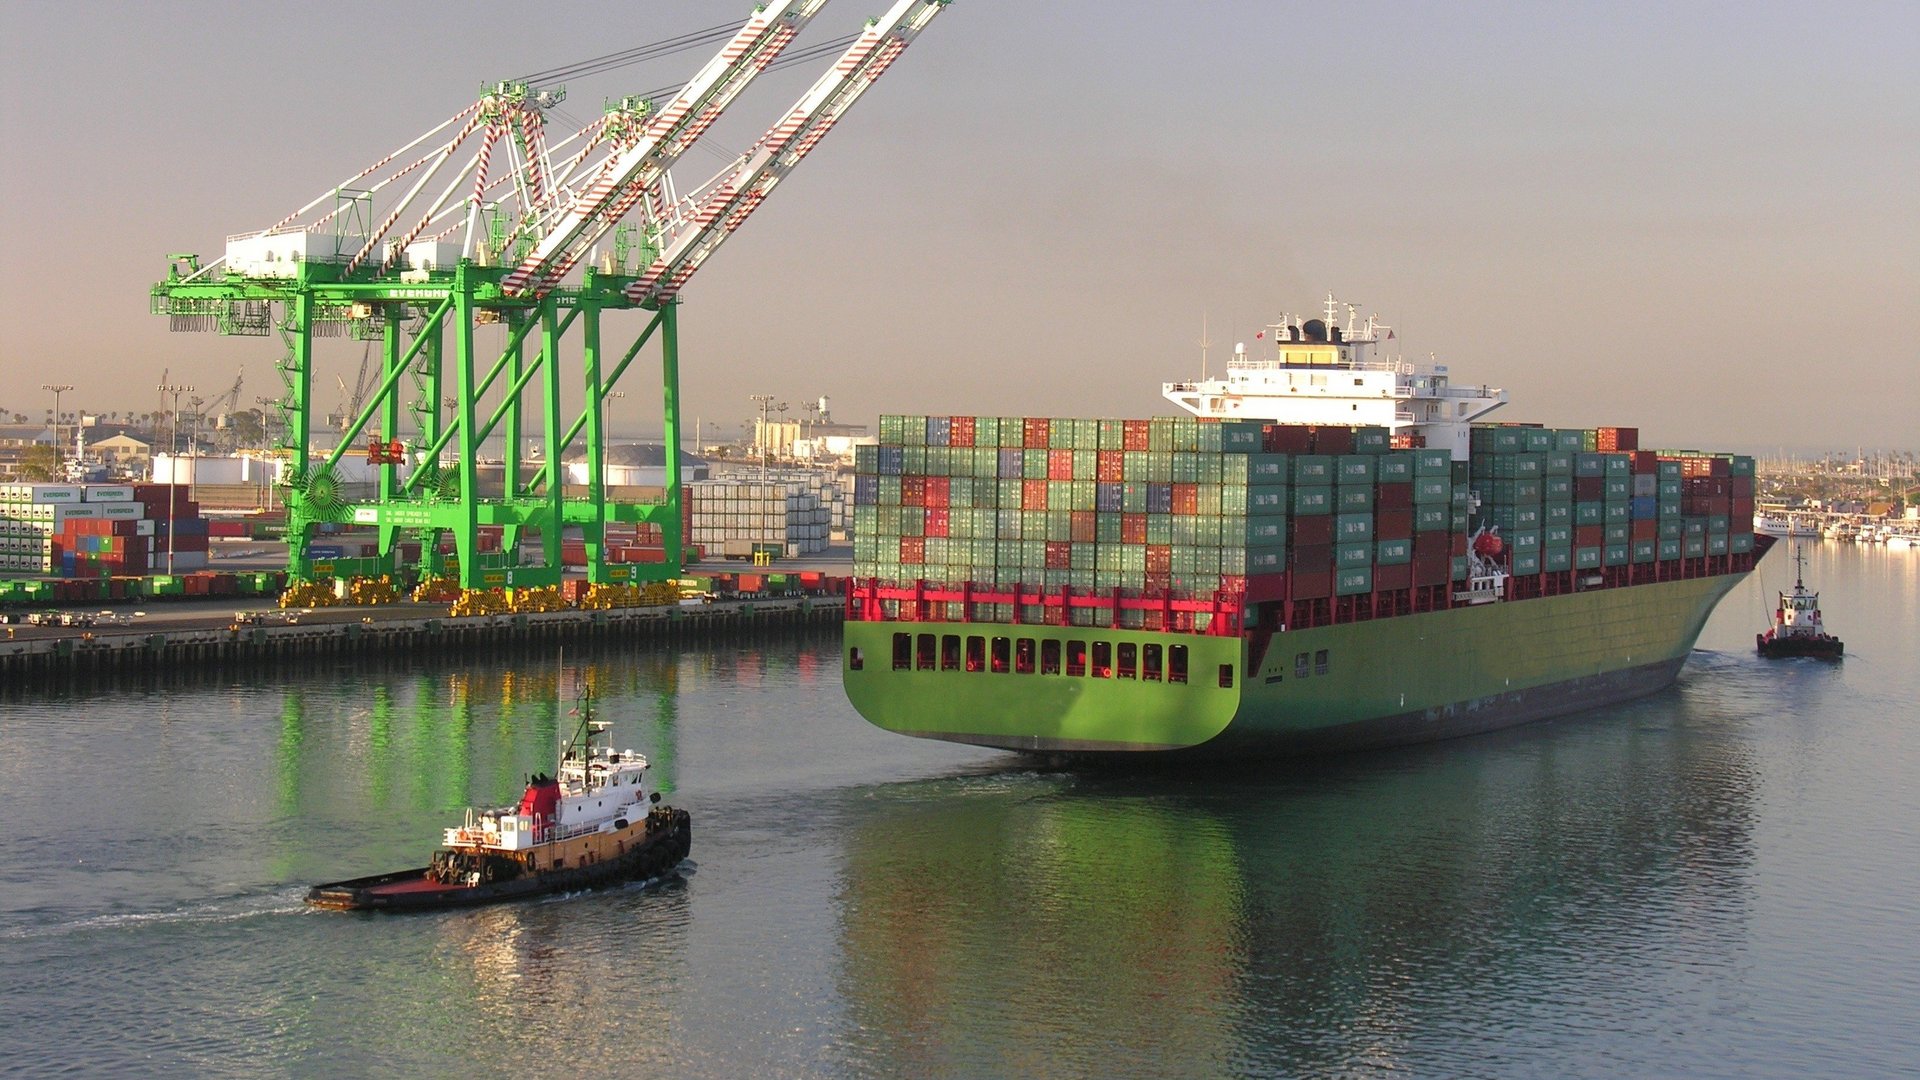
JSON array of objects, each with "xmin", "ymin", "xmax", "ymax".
[
  {"xmin": 1469, "ymin": 425, "xmax": 1755, "ymax": 579},
  {"xmin": 0, "ymin": 483, "xmax": 211, "ymax": 577},
  {"xmin": 687, "ymin": 479, "xmax": 832, "ymax": 557},
  {"xmin": 854, "ymin": 417, "xmax": 1759, "ymax": 630}
]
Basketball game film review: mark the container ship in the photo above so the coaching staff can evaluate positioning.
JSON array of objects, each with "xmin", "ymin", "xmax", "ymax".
[{"xmin": 841, "ymin": 298, "xmax": 1769, "ymax": 755}]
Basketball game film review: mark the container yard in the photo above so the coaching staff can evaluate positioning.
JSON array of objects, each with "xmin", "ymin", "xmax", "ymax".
[
  {"xmin": 687, "ymin": 478, "xmax": 836, "ymax": 559},
  {"xmin": 1, "ymin": 482, "xmax": 209, "ymax": 576}
]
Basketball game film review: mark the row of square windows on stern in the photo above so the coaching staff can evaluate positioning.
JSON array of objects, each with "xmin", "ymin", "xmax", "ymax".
[{"xmin": 849, "ymin": 632, "xmax": 1235, "ymax": 689}]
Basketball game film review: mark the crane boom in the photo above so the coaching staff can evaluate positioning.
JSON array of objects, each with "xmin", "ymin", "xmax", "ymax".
[
  {"xmin": 625, "ymin": 0, "xmax": 949, "ymax": 308},
  {"xmin": 500, "ymin": 0, "xmax": 831, "ymax": 298}
]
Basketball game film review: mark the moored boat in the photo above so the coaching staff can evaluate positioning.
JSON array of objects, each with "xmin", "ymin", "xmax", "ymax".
[{"xmin": 307, "ymin": 672, "xmax": 690, "ymax": 912}]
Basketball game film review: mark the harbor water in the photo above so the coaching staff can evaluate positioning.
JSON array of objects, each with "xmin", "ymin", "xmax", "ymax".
[{"xmin": 3, "ymin": 543, "xmax": 1915, "ymax": 1077}]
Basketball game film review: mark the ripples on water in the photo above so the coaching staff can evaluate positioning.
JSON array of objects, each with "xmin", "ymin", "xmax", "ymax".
[{"xmin": 2, "ymin": 547, "xmax": 1915, "ymax": 1077}]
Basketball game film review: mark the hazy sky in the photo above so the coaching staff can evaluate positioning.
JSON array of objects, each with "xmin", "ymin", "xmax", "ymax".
[{"xmin": 2, "ymin": 1, "xmax": 1915, "ymax": 453}]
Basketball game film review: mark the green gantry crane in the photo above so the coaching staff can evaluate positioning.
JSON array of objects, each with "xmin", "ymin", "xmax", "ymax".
[{"xmin": 150, "ymin": 0, "xmax": 950, "ymax": 590}]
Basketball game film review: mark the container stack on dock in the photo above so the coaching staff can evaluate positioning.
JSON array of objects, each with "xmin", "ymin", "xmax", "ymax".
[
  {"xmin": 1, "ymin": 483, "xmax": 210, "ymax": 577},
  {"xmin": 852, "ymin": 416, "xmax": 1759, "ymax": 629},
  {"xmin": 686, "ymin": 480, "xmax": 832, "ymax": 558}
]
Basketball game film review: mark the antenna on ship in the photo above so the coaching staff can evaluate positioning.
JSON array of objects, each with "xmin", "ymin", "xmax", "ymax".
[{"xmin": 1197, "ymin": 313, "xmax": 1212, "ymax": 381}]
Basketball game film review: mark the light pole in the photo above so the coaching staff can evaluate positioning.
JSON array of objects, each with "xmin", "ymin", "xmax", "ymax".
[
  {"xmin": 255, "ymin": 396, "xmax": 279, "ymax": 510},
  {"xmin": 750, "ymin": 394, "xmax": 774, "ymax": 479},
  {"xmin": 158, "ymin": 382, "xmax": 193, "ymax": 573},
  {"xmin": 42, "ymin": 383, "xmax": 72, "ymax": 473}
]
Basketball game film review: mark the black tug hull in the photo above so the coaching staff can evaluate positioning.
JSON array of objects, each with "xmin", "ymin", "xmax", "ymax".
[
  {"xmin": 1756, "ymin": 634, "xmax": 1844, "ymax": 660},
  {"xmin": 307, "ymin": 809, "xmax": 691, "ymax": 912}
]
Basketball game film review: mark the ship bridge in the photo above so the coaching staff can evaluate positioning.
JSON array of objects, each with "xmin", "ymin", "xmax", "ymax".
[{"xmin": 1163, "ymin": 296, "xmax": 1507, "ymax": 459}]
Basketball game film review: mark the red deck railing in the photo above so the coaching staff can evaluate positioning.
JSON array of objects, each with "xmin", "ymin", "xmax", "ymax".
[
  {"xmin": 845, "ymin": 541, "xmax": 1768, "ymax": 638},
  {"xmin": 845, "ymin": 579, "xmax": 1246, "ymax": 637}
]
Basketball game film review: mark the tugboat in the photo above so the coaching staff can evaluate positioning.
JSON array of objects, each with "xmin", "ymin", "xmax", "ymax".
[
  {"xmin": 307, "ymin": 670, "xmax": 692, "ymax": 912},
  {"xmin": 1756, "ymin": 541, "xmax": 1844, "ymax": 660}
]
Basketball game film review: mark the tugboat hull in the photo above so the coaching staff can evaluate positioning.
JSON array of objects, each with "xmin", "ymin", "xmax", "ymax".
[
  {"xmin": 307, "ymin": 809, "xmax": 691, "ymax": 912},
  {"xmin": 1756, "ymin": 634, "xmax": 1843, "ymax": 661}
]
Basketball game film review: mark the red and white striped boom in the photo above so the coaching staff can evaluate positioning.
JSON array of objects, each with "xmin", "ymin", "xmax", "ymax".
[
  {"xmin": 499, "ymin": 0, "xmax": 831, "ymax": 298},
  {"xmin": 627, "ymin": 0, "xmax": 949, "ymax": 307}
]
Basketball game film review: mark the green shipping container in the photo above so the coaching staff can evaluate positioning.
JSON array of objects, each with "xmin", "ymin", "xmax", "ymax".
[
  {"xmin": 1336, "ymin": 542, "xmax": 1374, "ymax": 570},
  {"xmin": 1336, "ymin": 487, "xmax": 1374, "ymax": 512},
  {"xmin": 1375, "ymin": 453, "xmax": 1414, "ymax": 483},
  {"xmin": 1337, "ymin": 456, "xmax": 1376, "ymax": 485},
  {"xmin": 1659, "ymin": 538, "xmax": 1683, "ymax": 560},
  {"xmin": 1292, "ymin": 486, "xmax": 1333, "ymax": 515},
  {"xmin": 1575, "ymin": 547, "xmax": 1602, "ymax": 570},
  {"xmin": 1512, "ymin": 551, "xmax": 1541, "ymax": 575},
  {"xmin": 1414, "ymin": 450, "xmax": 1452, "ymax": 476},
  {"xmin": 1335, "ymin": 513, "xmax": 1375, "ymax": 542},
  {"xmin": 1544, "ymin": 547, "xmax": 1573, "ymax": 572},
  {"xmin": 1291, "ymin": 456, "xmax": 1334, "ymax": 484},
  {"xmin": 1632, "ymin": 539, "xmax": 1657, "ymax": 563},
  {"xmin": 1375, "ymin": 538, "xmax": 1413, "ymax": 565},
  {"xmin": 1414, "ymin": 478, "xmax": 1453, "ymax": 504},
  {"xmin": 1336, "ymin": 567, "xmax": 1374, "ymax": 596}
]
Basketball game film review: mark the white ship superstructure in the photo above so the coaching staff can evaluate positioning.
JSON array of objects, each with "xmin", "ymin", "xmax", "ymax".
[{"xmin": 1163, "ymin": 294, "xmax": 1507, "ymax": 460}]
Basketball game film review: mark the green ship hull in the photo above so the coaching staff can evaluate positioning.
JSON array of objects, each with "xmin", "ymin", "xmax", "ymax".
[{"xmin": 843, "ymin": 570, "xmax": 1749, "ymax": 756}]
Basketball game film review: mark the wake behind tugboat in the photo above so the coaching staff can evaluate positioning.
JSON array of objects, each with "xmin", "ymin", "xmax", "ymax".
[{"xmin": 307, "ymin": 667, "xmax": 691, "ymax": 913}]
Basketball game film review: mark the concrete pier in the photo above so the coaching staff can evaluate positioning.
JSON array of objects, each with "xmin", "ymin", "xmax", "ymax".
[{"xmin": 0, "ymin": 595, "xmax": 842, "ymax": 685}]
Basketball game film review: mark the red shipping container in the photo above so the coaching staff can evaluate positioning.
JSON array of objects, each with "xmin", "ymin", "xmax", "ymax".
[
  {"xmin": 899, "ymin": 537, "xmax": 925, "ymax": 564},
  {"xmin": 1289, "ymin": 516, "xmax": 1334, "ymax": 547},
  {"xmin": 1122, "ymin": 514, "xmax": 1147, "ymax": 544},
  {"xmin": 1390, "ymin": 432, "xmax": 1426, "ymax": 449},
  {"xmin": 1045, "ymin": 541, "xmax": 1072, "ymax": 569},
  {"xmin": 902, "ymin": 475, "xmax": 926, "ymax": 506},
  {"xmin": 1290, "ymin": 544, "xmax": 1332, "ymax": 572},
  {"xmin": 1291, "ymin": 568, "xmax": 1333, "ymax": 600},
  {"xmin": 924, "ymin": 508, "xmax": 949, "ymax": 537},
  {"xmin": 1374, "ymin": 563, "xmax": 1412, "ymax": 591},
  {"xmin": 925, "ymin": 477, "xmax": 950, "ymax": 507},
  {"xmin": 950, "ymin": 415, "xmax": 975, "ymax": 447},
  {"xmin": 1023, "ymin": 418, "xmax": 1050, "ymax": 449},
  {"xmin": 1632, "ymin": 519, "xmax": 1657, "ymax": 541},
  {"xmin": 1453, "ymin": 533, "xmax": 1470, "ymax": 557},
  {"xmin": 1576, "ymin": 525, "xmax": 1605, "ymax": 547},
  {"xmin": 1375, "ymin": 510, "xmax": 1414, "ymax": 540},
  {"xmin": 1375, "ymin": 483, "xmax": 1414, "ymax": 511},
  {"xmin": 1595, "ymin": 426, "xmax": 1638, "ymax": 451},
  {"xmin": 1731, "ymin": 475, "xmax": 1754, "ymax": 498},
  {"xmin": 1146, "ymin": 545, "xmax": 1172, "ymax": 574},
  {"xmin": 1048, "ymin": 449, "xmax": 1075, "ymax": 480},
  {"xmin": 1172, "ymin": 484, "xmax": 1200, "ymax": 515},
  {"xmin": 1022, "ymin": 479, "xmax": 1049, "ymax": 511},
  {"xmin": 1096, "ymin": 451, "xmax": 1125, "ymax": 482},
  {"xmin": 1263, "ymin": 424, "xmax": 1314, "ymax": 453},
  {"xmin": 1123, "ymin": 420, "xmax": 1152, "ymax": 452},
  {"xmin": 1070, "ymin": 511, "xmax": 1096, "ymax": 542},
  {"xmin": 1414, "ymin": 530, "xmax": 1453, "ymax": 559},
  {"xmin": 1630, "ymin": 451, "xmax": 1658, "ymax": 475},
  {"xmin": 1575, "ymin": 477, "xmax": 1605, "ymax": 500},
  {"xmin": 1414, "ymin": 551, "xmax": 1452, "ymax": 586},
  {"xmin": 1246, "ymin": 572, "xmax": 1289, "ymax": 603},
  {"xmin": 1143, "ymin": 572, "xmax": 1172, "ymax": 593},
  {"xmin": 737, "ymin": 574, "xmax": 765, "ymax": 593},
  {"xmin": 1310, "ymin": 425, "xmax": 1353, "ymax": 454}
]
